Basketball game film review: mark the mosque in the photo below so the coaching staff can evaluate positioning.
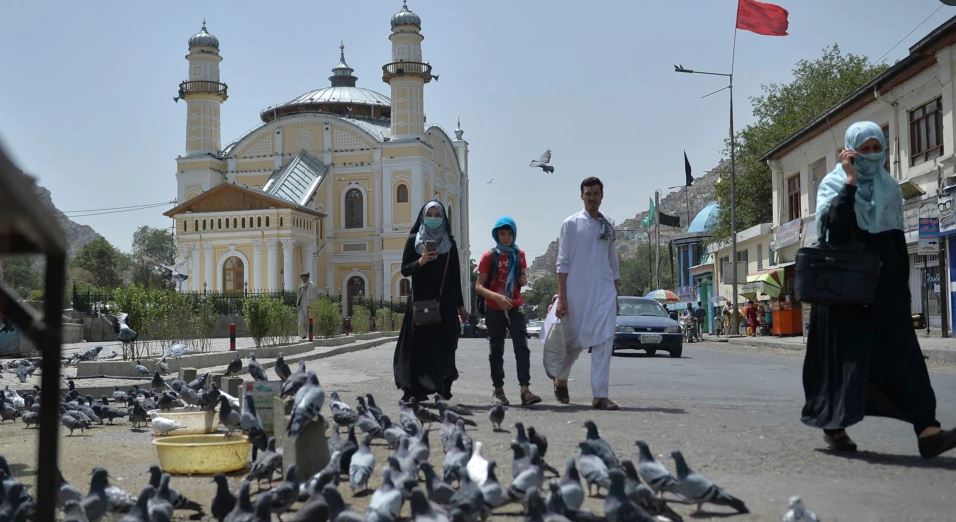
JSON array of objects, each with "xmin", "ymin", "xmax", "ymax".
[{"xmin": 163, "ymin": 3, "xmax": 472, "ymax": 311}]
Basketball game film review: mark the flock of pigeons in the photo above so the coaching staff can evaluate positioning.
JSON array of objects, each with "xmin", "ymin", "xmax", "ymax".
[{"xmin": 0, "ymin": 351, "xmax": 821, "ymax": 521}]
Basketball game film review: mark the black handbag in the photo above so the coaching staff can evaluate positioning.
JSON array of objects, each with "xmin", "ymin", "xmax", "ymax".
[
  {"xmin": 794, "ymin": 225, "xmax": 880, "ymax": 306},
  {"xmin": 412, "ymin": 253, "xmax": 451, "ymax": 326}
]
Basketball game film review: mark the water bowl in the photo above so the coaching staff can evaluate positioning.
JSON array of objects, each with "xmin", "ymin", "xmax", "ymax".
[
  {"xmin": 152, "ymin": 434, "xmax": 251, "ymax": 475},
  {"xmin": 147, "ymin": 407, "xmax": 217, "ymax": 435}
]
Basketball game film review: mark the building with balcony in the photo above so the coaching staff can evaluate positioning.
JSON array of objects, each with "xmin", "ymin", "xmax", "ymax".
[{"xmin": 163, "ymin": 4, "xmax": 471, "ymax": 313}]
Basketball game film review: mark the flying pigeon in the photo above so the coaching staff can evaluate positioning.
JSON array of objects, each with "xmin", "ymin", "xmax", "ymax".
[
  {"xmin": 529, "ymin": 149, "xmax": 554, "ymax": 173},
  {"xmin": 149, "ymin": 259, "xmax": 189, "ymax": 285},
  {"xmin": 670, "ymin": 450, "xmax": 749, "ymax": 514}
]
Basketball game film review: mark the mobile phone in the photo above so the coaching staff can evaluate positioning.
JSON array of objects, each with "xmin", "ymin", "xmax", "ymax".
[{"xmin": 424, "ymin": 240, "xmax": 437, "ymax": 252}]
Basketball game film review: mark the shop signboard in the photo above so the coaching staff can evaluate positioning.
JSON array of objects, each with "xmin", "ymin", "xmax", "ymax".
[
  {"xmin": 919, "ymin": 217, "xmax": 940, "ymax": 253},
  {"xmin": 939, "ymin": 195, "xmax": 956, "ymax": 234},
  {"xmin": 774, "ymin": 218, "xmax": 801, "ymax": 249},
  {"xmin": 677, "ymin": 285, "xmax": 697, "ymax": 301}
]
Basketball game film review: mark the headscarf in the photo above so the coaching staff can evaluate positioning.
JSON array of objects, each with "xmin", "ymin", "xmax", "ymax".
[
  {"xmin": 815, "ymin": 121, "xmax": 903, "ymax": 240},
  {"xmin": 491, "ymin": 216, "xmax": 520, "ymax": 297},
  {"xmin": 413, "ymin": 200, "xmax": 452, "ymax": 254}
]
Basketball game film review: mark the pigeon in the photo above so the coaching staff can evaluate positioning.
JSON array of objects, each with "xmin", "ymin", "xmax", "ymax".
[
  {"xmin": 274, "ymin": 355, "xmax": 291, "ymax": 382},
  {"xmin": 508, "ymin": 463, "xmax": 544, "ymax": 502},
  {"xmin": 448, "ymin": 472, "xmax": 488, "ymax": 522},
  {"xmin": 252, "ymin": 491, "xmax": 273, "ymax": 521},
  {"xmin": 164, "ymin": 342, "xmax": 193, "ymax": 359},
  {"xmin": 479, "ymin": 461, "xmax": 510, "ymax": 509},
  {"xmin": 246, "ymin": 438, "xmax": 282, "ymax": 489},
  {"xmin": 380, "ymin": 415, "xmax": 406, "ymax": 449},
  {"xmin": 604, "ymin": 469, "xmax": 655, "ymax": 522},
  {"xmin": 321, "ymin": 484, "xmax": 364, "ymax": 522},
  {"xmin": 328, "ymin": 392, "xmax": 358, "ymax": 432},
  {"xmin": 356, "ymin": 405, "xmax": 383, "ymax": 438},
  {"xmin": 112, "ymin": 387, "xmax": 129, "ymax": 404},
  {"xmin": 280, "ymin": 361, "xmax": 308, "ymax": 398},
  {"xmin": 528, "ymin": 426, "xmax": 549, "ymax": 458},
  {"xmin": 153, "ymin": 471, "xmax": 205, "ymax": 517},
  {"xmin": 151, "ymin": 372, "xmax": 169, "ymax": 393},
  {"xmin": 510, "ymin": 441, "xmax": 532, "ymax": 480},
  {"xmin": 85, "ymin": 467, "xmax": 136, "ymax": 517},
  {"xmin": 409, "ymin": 488, "xmax": 450, "ymax": 522},
  {"xmin": 247, "ymin": 355, "xmax": 267, "ymax": 382},
  {"xmin": 77, "ymin": 346, "xmax": 103, "ymax": 362},
  {"xmin": 398, "ymin": 401, "xmax": 423, "ymax": 435},
  {"xmin": 443, "ymin": 433, "xmax": 471, "ymax": 484},
  {"xmin": 61, "ymin": 414, "xmax": 88, "ymax": 436},
  {"xmin": 466, "ymin": 441, "xmax": 489, "ymax": 486},
  {"xmin": 367, "ymin": 468, "xmax": 403, "ymax": 522},
  {"xmin": 437, "ymin": 401, "xmax": 476, "ymax": 427},
  {"xmin": 224, "ymin": 480, "xmax": 255, "ymax": 522},
  {"xmin": 133, "ymin": 361, "xmax": 150, "ymax": 376},
  {"xmin": 634, "ymin": 440, "xmax": 679, "ymax": 499},
  {"xmin": 269, "ymin": 466, "xmax": 300, "ymax": 517},
  {"xmin": 783, "ymin": 495, "xmax": 819, "ymax": 522},
  {"xmin": 210, "ymin": 475, "xmax": 236, "ymax": 522},
  {"xmin": 489, "ymin": 401, "xmax": 505, "ymax": 431},
  {"xmin": 349, "ymin": 433, "xmax": 376, "ymax": 492},
  {"xmin": 111, "ymin": 313, "xmax": 138, "ymax": 343},
  {"xmin": 218, "ymin": 395, "xmax": 242, "ymax": 434},
  {"xmin": 486, "ymin": 179, "xmax": 494, "ymax": 184},
  {"xmin": 577, "ymin": 442, "xmax": 611, "ymax": 496},
  {"xmin": 583, "ymin": 420, "xmax": 620, "ymax": 468},
  {"xmin": 61, "ymin": 500, "xmax": 89, "ymax": 522},
  {"xmin": 529, "ymin": 149, "xmax": 555, "ymax": 173},
  {"xmin": 525, "ymin": 487, "xmax": 568, "ymax": 522},
  {"xmin": 0, "ymin": 402, "xmax": 19, "ymax": 423},
  {"xmin": 241, "ymin": 394, "xmax": 269, "ymax": 460},
  {"xmin": 365, "ymin": 393, "xmax": 385, "ymax": 420},
  {"xmin": 621, "ymin": 460, "xmax": 683, "ymax": 522},
  {"xmin": 118, "ymin": 486, "xmax": 154, "ymax": 522},
  {"xmin": 419, "ymin": 462, "xmax": 455, "ymax": 505},
  {"xmin": 288, "ymin": 497, "xmax": 329, "ymax": 522},
  {"xmin": 287, "ymin": 373, "xmax": 325, "ymax": 437},
  {"xmin": 156, "ymin": 391, "xmax": 178, "ymax": 411},
  {"xmin": 150, "ymin": 260, "xmax": 189, "ymax": 285},
  {"xmin": 157, "ymin": 358, "xmax": 170, "ymax": 375},
  {"xmin": 224, "ymin": 354, "xmax": 242, "ymax": 377},
  {"xmin": 186, "ymin": 371, "xmax": 208, "ymax": 392},
  {"xmin": 128, "ymin": 402, "xmax": 149, "ymax": 429},
  {"xmin": 150, "ymin": 416, "xmax": 186, "ymax": 436},
  {"xmin": 558, "ymin": 458, "xmax": 585, "ymax": 511},
  {"xmin": 670, "ymin": 450, "xmax": 749, "ymax": 514}
]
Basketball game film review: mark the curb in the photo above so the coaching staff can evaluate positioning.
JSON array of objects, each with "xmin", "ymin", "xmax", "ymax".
[{"xmin": 716, "ymin": 336, "xmax": 956, "ymax": 365}]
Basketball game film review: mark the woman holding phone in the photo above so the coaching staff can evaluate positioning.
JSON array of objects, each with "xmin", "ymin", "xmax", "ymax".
[{"xmin": 393, "ymin": 200, "xmax": 469, "ymax": 402}]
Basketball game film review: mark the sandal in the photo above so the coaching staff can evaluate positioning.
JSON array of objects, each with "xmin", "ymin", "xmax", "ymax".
[
  {"xmin": 492, "ymin": 389, "xmax": 510, "ymax": 406},
  {"xmin": 520, "ymin": 390, "xmax": 542, "ymax": 406},
  {"xmin": 823, "ymin": 430, "xmax": 858, "ymax": 452},
  {"xmin": 592, "ymin": 398, "xmax": 619, "ymax": 411},
  {"xmin": 553, "ymin": 381, "xmax": 570, "ymax": 404},
  {"xmin": 918, "ymin": 428, "xmax": 956, "ymax": 459}
]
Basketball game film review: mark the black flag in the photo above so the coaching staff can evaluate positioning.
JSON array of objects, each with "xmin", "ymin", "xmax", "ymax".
[
  {"xmin": 658, "ymin": 211, "xmax": 681, "ymax": 227},
  {"xmin": 684, "ymin": 151, "xmax": 694, "ymax": 186}
]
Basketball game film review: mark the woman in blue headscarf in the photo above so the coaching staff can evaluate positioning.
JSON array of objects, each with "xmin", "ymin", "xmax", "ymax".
[
  {"xmin": 393, "ymin": 201, "xmax": 469, "ymax": 402},
  {"xmin": 802, "ymin": 121, "xmax": 956, "ymax": 459}
]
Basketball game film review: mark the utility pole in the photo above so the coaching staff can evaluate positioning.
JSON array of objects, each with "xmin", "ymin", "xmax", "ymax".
[{"xmin": 655, "ymin": 189, "xmax": 661, "ymax": 289}]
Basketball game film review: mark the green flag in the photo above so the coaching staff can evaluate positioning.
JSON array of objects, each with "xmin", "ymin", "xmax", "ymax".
[{"xmin": 642, "ymin": 197, "xmax": 655, "ymax": 229}]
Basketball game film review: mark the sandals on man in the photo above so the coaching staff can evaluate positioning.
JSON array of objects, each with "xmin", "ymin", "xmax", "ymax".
[
  {"xmin": 592, "ymin": 398, "xmax": 619, "ymax": 411},
  {"xmin": 553, "ymin": 381, "xmax": 570, "ymax": 404},
  {"xmin": 520, "ymin": 390, "xmax": 542, "ymax": 406}
]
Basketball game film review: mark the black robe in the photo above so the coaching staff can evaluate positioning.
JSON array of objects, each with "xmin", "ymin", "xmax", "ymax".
[
  {"xmin": 801, "ymin": 184, "xmax": 939, "ymax": 435},
  {"xmin": 393, "ymin": 223, "xmax": 464, "ymax": 400}
]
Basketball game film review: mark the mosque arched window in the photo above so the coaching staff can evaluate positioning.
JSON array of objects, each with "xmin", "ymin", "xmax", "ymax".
[
  {"xmin": 345, "ymin": 188, "xmax": 363, "ymax": 229},
  {"xmin": 396, "ymin": 184, "xmax": 408, "ymax": 203}
]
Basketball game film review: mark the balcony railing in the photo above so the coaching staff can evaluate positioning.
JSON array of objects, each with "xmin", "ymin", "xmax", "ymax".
[
  {"xmin": 178, "ymin": 80, "xmax": 228, "ymax": 100},
  {"xmin": 382, "ymin": 61, "xmax": 433, "ymax": 82}
]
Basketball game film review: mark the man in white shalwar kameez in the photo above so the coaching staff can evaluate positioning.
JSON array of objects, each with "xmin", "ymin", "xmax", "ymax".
[
  {"xmin": 555, "ymin": 176, "xmax": 620, "ymax": 410},
  {"xmin": 296, "ymin": 272, "xmax": 320, "ymax": 339}
]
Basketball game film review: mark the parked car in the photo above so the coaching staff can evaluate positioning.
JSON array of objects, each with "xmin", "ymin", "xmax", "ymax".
[
  {"xmin": 526, "ymin": 320, "xmax": 543, "ymax": 338},
  {"xmin": 613, "ymin": 296, "xmax": 683, "ymax": 357},
  {"xmin": 475, "ymin": 317, "xmax": 488, "ymax": 338}
]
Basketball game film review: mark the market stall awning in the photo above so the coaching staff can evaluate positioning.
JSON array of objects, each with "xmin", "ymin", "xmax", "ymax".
[{"xmin": 745, "ymin": 268, "xmax": 784, "ymax": 298}]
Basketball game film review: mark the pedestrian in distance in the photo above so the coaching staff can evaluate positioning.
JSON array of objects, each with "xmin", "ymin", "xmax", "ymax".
[
  {"xmin": 695, "ymin": 301, "xmax": 706, "ymax": 339},
  {"xmin": 555, "ymin": 176, "xmax": 621, "ymax": 410},
  {"xmin": 393, "ymin": 200, "xmax": 469, "ymax": 402},
  {"xmin": 296, "ymin": 272, "xmax": 320, "ymax": 339},
  {"xmin": 745, "ymin": 300, "xmax": 758, "ymax": 337},
  {"xmin": 803, "ymin": 121, "xmax": 956, "ymax": 459},
  {"xmin": 474, "ymin": 216, "xmax": 542, "ymax": 406}
]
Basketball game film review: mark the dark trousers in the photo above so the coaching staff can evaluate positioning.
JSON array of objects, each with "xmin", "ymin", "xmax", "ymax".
[{"xmin": 485, "ymin": 307, "xmax": 531, "ymax": 387}]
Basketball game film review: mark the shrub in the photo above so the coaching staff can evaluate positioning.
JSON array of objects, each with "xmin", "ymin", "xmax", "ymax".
[
  {"xmin": 191, "ymin": 295, "xmax": 218, "ymax": 352},
  {"xmin": 351, "ymin": 305, "xmax": 371, "ymax": 334},
  {"xmin": 243, "ymin": 296, "xmax": 272, "ymax": 348},
  {"xmin": 374, "ymin": 307, "xmax": 394, "ymax": 332},
  {"xmin": 268, "ymin": 300, "xmax": 298, "ymax": 346},
  {"xmin": 310, "ymin": 297, "xmax": 342, "ymax": 338}
]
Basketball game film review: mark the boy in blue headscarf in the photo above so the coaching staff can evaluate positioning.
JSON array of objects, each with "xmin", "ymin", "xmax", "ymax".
[{"xmin": 475, "ymin": 217, "xmax": 542, "ymax": 406}]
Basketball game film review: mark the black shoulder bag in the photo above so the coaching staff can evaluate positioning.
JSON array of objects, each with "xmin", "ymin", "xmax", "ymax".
[
  {"xmin": 412, "ymin": 253, "xmax": 451, "ymax": 326},
  {"xmin": 794, "ymin": 220, "xmax": 881, "ymax": 307}
]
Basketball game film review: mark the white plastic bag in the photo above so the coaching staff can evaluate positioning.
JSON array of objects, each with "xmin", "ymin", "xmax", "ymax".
[{"xmin": 541, "ymin": 298, "xmax": 582, "ymax": 380}]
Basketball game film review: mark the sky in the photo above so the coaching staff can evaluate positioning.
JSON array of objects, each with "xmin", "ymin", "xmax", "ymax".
[{"xmin": 1, "ymin": 1, "xmax": 954, "ymax": 261}]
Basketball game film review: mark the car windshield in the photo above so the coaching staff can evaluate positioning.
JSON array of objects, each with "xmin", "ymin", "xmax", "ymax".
[{"xmin": 617, "ymin": 298, "xmax": 668, "ymax": 317}]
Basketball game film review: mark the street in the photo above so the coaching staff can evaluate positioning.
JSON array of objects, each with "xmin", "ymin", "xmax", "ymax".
[{"xmin": 2, "ymin": 337, "xmax": 955, "ymax": 520}]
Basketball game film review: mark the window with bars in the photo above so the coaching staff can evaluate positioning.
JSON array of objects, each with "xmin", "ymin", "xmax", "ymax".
[
  {"xmin": 881, "ymin": 123, "xmax": 891, "ymax": 173},
  {"xmin": 345, "ymin": 189, "xmax": 363, "ymax": 229},
  {"xmin": 910, "ymin": 97, "xmax": 943, "ymax": 165},
  {"xmin": 787, "ymin": 175, "xmax": 801, "ymax": 221}
]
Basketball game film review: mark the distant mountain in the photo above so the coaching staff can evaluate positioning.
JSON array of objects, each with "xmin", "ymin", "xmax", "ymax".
[
  {"xmin": 32, "ymin": 184, "xmax": 101, "ymax": 257},
  {"xmin": 529, "ymin": 164, "xmax": 724, "ymax": 273}
]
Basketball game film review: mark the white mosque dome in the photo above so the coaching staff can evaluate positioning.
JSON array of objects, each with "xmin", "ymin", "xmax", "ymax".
[
  {"xmin": 188, "ymin": 22, "xmax": 219, "ymax": 50},
  {"xmin": 391, "ymin": 3, "xmax": 421, "ymax": 28}
]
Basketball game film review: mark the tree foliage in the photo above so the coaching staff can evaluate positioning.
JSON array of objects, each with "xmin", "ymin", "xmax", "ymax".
[
  {"xmin": 712, "ymin": 44, "xmax": 888, "ymax": 241},
  {"xmin": 130, "ymin": 226, "xmax": 176, "ymax": 289},
  {"xmin": 0, "ymin": 256, "xmax": 42, "ymax": 299},
  {"xmin": 71, "ymin": 236, "xmax": 128, "ymax": 288}
]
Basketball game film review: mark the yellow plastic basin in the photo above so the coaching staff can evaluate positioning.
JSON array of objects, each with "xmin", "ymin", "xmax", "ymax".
[
  {"xmin": 148, "ymin": 408, "xmax": 217, "ymax": 435},
  {"xmin": 152, "ymin": 434, "xmax": 251, "ymax": 475}
]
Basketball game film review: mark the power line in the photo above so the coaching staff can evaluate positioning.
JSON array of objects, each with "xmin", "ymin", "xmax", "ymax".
[
  {"xmin": 58, "ymin": 201, "xmax": 174, "ymax": 219},
  {"xmin": 59, "ymin": 200, "xmax": 175, "ymax": 214},
  {"xmin": 875, "ymin": 5, "xmax": 943, "ymax": 65}
]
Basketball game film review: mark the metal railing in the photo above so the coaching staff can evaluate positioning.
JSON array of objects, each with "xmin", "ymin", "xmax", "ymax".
[
  {"xmin": 178, "ymin": 80, "xmax": 228, "ymax": 99},
  {"xmin": 382, "ymin": 61, "xmax": 432, "ymax": 81}
]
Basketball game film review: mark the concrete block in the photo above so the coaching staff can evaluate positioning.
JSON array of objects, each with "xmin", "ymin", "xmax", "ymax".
[
  {"xmin": 180, "ymin": 367, "xmax": 197, "ymax": 382},
  {"xmin": 220, "ymin": 376, "xmax": 244, "ymax": 398},
  {"xmin": 275, "ymin": 400, "xmax": 328, "ymax": 481}
]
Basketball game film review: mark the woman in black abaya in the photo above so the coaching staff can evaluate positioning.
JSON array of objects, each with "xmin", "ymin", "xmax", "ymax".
[
  {"xmin": 393, "ymin": 201, "xmax": 468, "ymax": 402},
  {"xmin": 802, "ymin": 121, "xmax": 956, "ymax": 459}
]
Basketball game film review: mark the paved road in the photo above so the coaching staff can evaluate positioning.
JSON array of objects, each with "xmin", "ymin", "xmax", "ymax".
[{"xmin": 425, "ymin": 337, "xmax": 956, "ymax": 520}]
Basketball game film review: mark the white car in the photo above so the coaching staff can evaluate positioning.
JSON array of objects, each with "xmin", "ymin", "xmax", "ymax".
[{"xmin": 526, "ymin": 320, "xmax": 544, "ymax": 338}]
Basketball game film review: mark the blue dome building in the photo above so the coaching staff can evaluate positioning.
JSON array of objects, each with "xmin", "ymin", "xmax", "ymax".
[{"xmin": 673, "ymin": 202, "xmax": 719, "ymax": 332}]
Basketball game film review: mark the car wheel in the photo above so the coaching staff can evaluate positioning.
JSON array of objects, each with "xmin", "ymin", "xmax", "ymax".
[
  {"xmin": 645, "ymin": 349, "xmax": 657, "ymax": 357},
  {"xmin": 669, "ymin": 347, "xmax": 682, "ymax": 358}
]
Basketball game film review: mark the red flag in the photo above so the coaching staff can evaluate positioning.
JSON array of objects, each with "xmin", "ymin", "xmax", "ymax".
[{"xmin": 736, "ymin": 0, "xmax": 789, "ymax": 36}]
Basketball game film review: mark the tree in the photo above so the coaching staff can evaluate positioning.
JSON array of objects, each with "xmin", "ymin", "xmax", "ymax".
[
  {"xmin": 71, "ymin": 236, "xmax": 128, "ymax": 288},
  {"xmin": 521, "ymin": 273, "xmax": 557, "ymax": 320},
  {"xmin": 0, "ymin": 256, "xmax": 42, "ymax": 299},
  {"xmin": 617, "ymin": 240, "xmax": 676, "ymax": 297},
  {"xmin": 712, "ymin": 44, "xmax": 888, "ymax": 241},
  {"xmin": 130, "ymin": 226, "xmax": 176, "ymax": 288}
]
